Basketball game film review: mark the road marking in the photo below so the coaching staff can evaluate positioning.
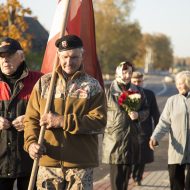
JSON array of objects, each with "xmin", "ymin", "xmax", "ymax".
[
  {"xmin": 143, "ymin": 81, "xmax": 167, "ymax": 96},
  {"xmin": 156, "ymin": 82, "xmax": 167, "ymax": 96}
]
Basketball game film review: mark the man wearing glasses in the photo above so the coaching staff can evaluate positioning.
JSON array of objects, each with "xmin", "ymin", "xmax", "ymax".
[{"xmin": 0, "ymin": 37, "xmax": 42, "ymax": 190}]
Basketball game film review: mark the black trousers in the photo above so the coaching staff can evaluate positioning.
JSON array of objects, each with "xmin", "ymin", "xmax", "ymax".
[
  {"xmin": 110, "ymin": 164, "xmax": 132, "ymax": 190},
  {"xmin": 0, "ymin": 176, "xmax": 37, "ymax": 190},
  {"xmin": 168, "ymin": 164, "xmax": 190, "ymax": 190},
  {"xmin": 132, "ymin": 163, "xmax": 145, "ymax": 182}
]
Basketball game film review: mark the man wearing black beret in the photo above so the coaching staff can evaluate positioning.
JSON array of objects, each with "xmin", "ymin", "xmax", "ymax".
[
  {"xmin": 0, "ymin": 37, "xmax": 42, "ymax": 190},
  {"xmin": 24, "ymin": 34, "xmax": 107, "ymax": 190}
]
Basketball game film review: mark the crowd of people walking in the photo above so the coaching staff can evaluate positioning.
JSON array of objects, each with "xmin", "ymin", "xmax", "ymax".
[{"xmin": 0, "ymin": 35, "xmax": 189, "ymax": 190}]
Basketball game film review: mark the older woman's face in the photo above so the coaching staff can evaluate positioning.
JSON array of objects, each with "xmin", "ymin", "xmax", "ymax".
[
  {"xmin": 176, "ymin": 78, "xmax": 190, "ymax": 95},
  {"xmin": 122, "ymin": 67, "xmax": 133, "ymax": 84}
]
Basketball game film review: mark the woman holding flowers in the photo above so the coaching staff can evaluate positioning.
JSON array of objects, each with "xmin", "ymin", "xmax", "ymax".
[{"xmin": 102, "ymin": 61, "xmax": 149, "ymax": 190}]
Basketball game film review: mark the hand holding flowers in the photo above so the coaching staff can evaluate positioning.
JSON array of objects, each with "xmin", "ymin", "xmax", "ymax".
[
  {"xmin": 118, "ymin": 90, "xmax": 141, "ymax": 115},
  {"xmin": 128, "ymin": 111, "xmax": 138, "ymax": 121}
]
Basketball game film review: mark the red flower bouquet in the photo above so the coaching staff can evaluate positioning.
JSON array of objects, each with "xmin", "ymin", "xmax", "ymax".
[{"xmin": 118, "ymin": 90, "xmax": 141, "ymax": 113}]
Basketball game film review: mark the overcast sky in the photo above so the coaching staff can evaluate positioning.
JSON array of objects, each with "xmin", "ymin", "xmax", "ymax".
[{"xmin": 1, "ymin": 0, "xmax": 189, "ymax": 57}]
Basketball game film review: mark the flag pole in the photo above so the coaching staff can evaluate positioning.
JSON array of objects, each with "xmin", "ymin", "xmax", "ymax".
[{"xmin": 27, "ymin": 0, "xmax": 71, "ymax": 189}]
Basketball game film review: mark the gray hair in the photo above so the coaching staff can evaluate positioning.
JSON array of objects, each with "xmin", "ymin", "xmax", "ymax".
[
  {"xmin": 175, "ymin": 70, "xmax": 190, "ymax": 88},
  {"xmin": 57, "ymin": 47, "xmax": 84, "ymax": 59},
  {"xmin": 16, "ymin": 50, "xmax": 25, "ymax": 61},
  {"xmin": 58, "ymin": 47, "xmax": 84, "ymax": 53}
]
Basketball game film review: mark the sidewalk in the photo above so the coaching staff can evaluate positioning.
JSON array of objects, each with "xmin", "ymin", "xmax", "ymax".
[
  {"xmin": 94, "ymin": 170, "xmax": 170, "ymax": 190},
  {"xmin": 93, "ymin": 132, "xmax": 170, "ymax": 189}
]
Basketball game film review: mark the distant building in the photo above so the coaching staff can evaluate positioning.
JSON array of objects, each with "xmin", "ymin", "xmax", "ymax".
[{"xmin": 25, "ymin": 16, "xmax": 49, "ymax": 52}]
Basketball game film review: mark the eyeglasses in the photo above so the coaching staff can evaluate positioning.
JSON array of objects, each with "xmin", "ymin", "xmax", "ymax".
[{"xmin": 0, "ymin": 52, "xmax": 16, "ymax": 59}]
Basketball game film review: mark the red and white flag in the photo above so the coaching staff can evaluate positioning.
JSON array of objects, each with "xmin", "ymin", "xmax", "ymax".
[{"xmin": 41, "ymin": 0, "xmax": 104, "ymax": 87}]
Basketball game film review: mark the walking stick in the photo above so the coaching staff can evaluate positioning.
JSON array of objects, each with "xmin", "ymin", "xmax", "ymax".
[{"xmin": 27, "ymin": 0, "xmax": 71, "ymax": 189}]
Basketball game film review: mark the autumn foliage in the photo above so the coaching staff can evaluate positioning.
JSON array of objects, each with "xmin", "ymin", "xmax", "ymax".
[{"xmin": 0, "ymin": 0, "xmax": 32, "ymax": 52}]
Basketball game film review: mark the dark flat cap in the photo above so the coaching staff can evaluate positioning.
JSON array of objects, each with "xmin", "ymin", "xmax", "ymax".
[
  {"xmin": 55, "ymin": 35, "xmax": 83, "ymax": 51},
  {"xmin": 0, "ymin": 37, "xmax": 22, "ymax": 54}
]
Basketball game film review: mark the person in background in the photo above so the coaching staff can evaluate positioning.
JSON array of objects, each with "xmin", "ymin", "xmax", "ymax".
[
  {"xmin": 0, "ymin": 37, "xmax": 42, "ymax": 190},
  {"xmin": 149, "ymin": 70, "xmax": 190, "ymax": 190},
  {"xmin": 102, "ymin": 61, "xmax": 149, "ymax": 190},
  {"xmin": 131, "ymin": 71, "xmax": 160, "ymax": 186},
  {"xmin": 24, "ymin": 34, "xmax": 107, "ymax": 190}
]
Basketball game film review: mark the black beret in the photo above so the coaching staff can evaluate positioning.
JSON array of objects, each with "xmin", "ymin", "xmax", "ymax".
[
  {"xmin": 0, "ymin": 37, "xmax": 23, "ymax": 54},
  {"xmin": 55, "ymin": 35, "xmax": 83, "ymax": 51}
]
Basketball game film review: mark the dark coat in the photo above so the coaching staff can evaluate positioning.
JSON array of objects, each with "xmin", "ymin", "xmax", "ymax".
[
  {"xmin": 0, "ymin": 63, "xmax": 42, "ymax": 178},
  {"xmin": 138, "ymin": 88, "xmax": 160, "ymax": 163},
  {"xmin": 102, "ymin": 80, "xmax": 149, "ymax": 164}
]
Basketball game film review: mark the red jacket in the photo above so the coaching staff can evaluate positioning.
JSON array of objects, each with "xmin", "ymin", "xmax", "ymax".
[{"xmin": 0, "ymin": 63, "xmax": 42, "ymax": 178}]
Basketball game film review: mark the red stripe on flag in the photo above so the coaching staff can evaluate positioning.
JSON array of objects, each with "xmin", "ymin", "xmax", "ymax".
[
  {"xmin": 41, "ymin": 0, "xmax": 104, "ymax": 87},
  {"xmin": 66, "ymin": 1, "xmax": 81, "ymax": 35},
  {"xmin": 40, "ymin": 33, "xmax": 60, "ymax": 73}
]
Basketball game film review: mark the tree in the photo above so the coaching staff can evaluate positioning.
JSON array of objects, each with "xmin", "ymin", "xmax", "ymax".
[
  {"xmin": 0, "ymin": 0, "xmax": 32, "ymax": 52},
  {"xmin": 143, "ymin": 33, "xmax": 173, "ymax": 70},
  {"xmin": 94, "ymin": 0, "xmax": 142, "ymax": 73}
]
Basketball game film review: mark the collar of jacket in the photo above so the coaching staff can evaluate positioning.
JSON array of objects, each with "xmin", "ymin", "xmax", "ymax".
[
  {"xmin": 0, "ymin": 61, "xmax": 29, "ymax": 82},
  {"xmin": 56, "ymin": 64, "xmax": 85, "ymax": 82},
  {"xmin": 179, "ymin": 91, "xmax": 190, "ymax": 98}
]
